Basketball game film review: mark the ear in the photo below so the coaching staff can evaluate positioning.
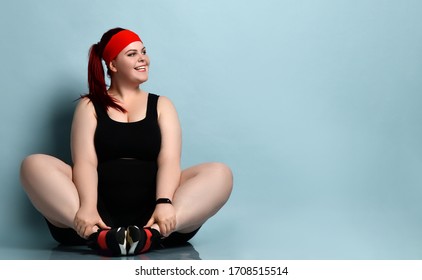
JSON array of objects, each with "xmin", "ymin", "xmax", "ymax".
[{"xmin": 108, "ymin": 60, "xmax": 118, "ymax": 73}]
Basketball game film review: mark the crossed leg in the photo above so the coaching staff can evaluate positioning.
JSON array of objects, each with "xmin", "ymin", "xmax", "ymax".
[
  {"xmin": 172, "ymin": 162, "xmax": 233, "ymax": 234},
  {"xmin": 20, "ymin": 154, "xmax": 233, "ymax": 250},
  {"xmin": 20, "ymin": 154, "xmax": 79, "ymax": 229}
]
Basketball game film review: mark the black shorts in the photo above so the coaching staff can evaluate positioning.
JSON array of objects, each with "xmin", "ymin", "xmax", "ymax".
[{"xmin": 45, "ymin": 219, "xmax": 200, "ymax": 248}]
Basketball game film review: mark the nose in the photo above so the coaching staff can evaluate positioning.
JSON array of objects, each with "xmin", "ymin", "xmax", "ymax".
[{"xmin": 138, "ymin": 55, "xmax": 145, "ymax": 62}]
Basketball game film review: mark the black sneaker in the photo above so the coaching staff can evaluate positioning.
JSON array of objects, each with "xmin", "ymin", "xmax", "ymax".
[
  {"xmin": 126, "ymin": 226, "xmax": 160, "ymax": 255},
  {"xmin": 87, "ymin": 227, "xmax": 127, "ymax": 256}
]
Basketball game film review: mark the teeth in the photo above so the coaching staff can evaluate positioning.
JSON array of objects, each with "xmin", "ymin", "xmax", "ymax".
[{"xmin": 135, "ymin": 66, "xmax": 145, "ymax": 70}]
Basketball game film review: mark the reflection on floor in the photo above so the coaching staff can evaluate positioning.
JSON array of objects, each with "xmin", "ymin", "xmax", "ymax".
[
  {"xmin": 48, "ymin": 242, "xmax": 201, "ymax": 260},
  {"xmin": 46, "ymin": 242, "xmax": 201, "ymax": 260}
]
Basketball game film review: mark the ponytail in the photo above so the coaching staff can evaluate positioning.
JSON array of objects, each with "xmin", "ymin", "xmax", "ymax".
[
  {"xmin": 81, "ymin": 27, "xmax": 127, "ymax": 113},
  {"xmin": 87, "ymin": 43, "xmax": 107, "ymax": 102}
]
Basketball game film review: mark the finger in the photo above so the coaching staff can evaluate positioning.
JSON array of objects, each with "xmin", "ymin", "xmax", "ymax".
[
  {"xmin": 92, "ymin": 225, "xmax": 100, "ymax": 233},
  {"xmin": 168, "ymin": 220, "xmax": 174, "ymax": 232},
  {"xmin": 77, "ymin": 227, "xmax": 84, "ymax": 238},
  {"xmin": 155, "ymin": 221, "xmax": 164, "ymax": 236},
  {"xmin": 82, "ymin": 227, "xmax": 89, "ymax": 239},
  {"xmin": 161, "ymin": 223, "xmax": 169, "ymax": 237},
  {"xmin": 97, "ymin": 219, "xmax": 110, "ymax": 230},
  {"xmin": 76, "ymin": 225, "xmax": 83, "ymax": 236},
  {"xmin": 144, "ymin": 217, "xmax": 155, "ymax": 228},
  {"xmin": 167, "ymin": 218, "xmax": 174, "ymax": 231}
]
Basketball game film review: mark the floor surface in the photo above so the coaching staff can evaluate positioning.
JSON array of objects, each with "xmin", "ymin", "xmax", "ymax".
[{"xmin": 2, "ymin": 189, "xmax": 422, "ymax": 260}]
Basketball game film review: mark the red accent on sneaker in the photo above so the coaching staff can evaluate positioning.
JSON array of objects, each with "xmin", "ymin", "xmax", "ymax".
[
  {"xmin": 98, "ymin": 230, "xmax": 109, "ymax": 250},
  {"xmin": 140, "ymin": 229, "xmax": 153, "ymax": 253}
]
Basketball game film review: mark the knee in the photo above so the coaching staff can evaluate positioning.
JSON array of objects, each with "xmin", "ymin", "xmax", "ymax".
[
  {"xmin": 210, "ymin": 162, "xmax": 234, "ymax": 191},
  {"xmin": 21, "ymin": 154, "xmax": 38, "ymax": 174},
  {"xmin": 20, "ymin": 154, "xmax": 46, "ymax": 173},
  {"xmin": 20, "ymin": 154, "xmax": 49, "ymax": 183}
]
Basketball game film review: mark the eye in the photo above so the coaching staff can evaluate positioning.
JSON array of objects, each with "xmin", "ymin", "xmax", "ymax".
[
  {"xmin": 127, "ymin": 52, "xmax": 136, "ymax": 57},
  {"xmin": 141, "ymin": 49, "xmax": 147, "ymax": 55}
]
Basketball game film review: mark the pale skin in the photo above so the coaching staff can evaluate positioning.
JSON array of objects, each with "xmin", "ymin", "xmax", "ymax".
[{"xmin": 19, "ymin": 41, "xmax": 233, "ymax": 240}]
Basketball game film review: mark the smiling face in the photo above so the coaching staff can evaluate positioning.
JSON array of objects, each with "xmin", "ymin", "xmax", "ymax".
[{"xmin": 109, "ymin": 41, "xmax": 150, "ymax": 85}]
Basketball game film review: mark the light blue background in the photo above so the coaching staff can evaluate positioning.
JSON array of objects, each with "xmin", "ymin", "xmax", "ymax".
[{"xmin": 1, "ymin": 0, "xmax": 422, "ymax": 259}]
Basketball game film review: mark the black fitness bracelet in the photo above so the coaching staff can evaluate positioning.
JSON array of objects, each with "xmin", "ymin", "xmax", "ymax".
[{"xmin": 156, "ymin": 198, "xmax": 172, "ymax": 205}]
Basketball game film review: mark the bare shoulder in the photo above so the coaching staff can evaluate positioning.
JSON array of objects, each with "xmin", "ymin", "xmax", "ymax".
[
  {"xmin": 157, "ymin": 95, "xmax": 174, "ymax": 107},
  {"xmin": 73, "ymin": 97, "xmax": 96, "ymax": 120},
  {"xmin": 75, "ymin": 97, "xmax": 95, "ymax": 112},
  {"xmin": 75, "ymin": 96, "xmax": 94, "ymax": 109},
  {"xmin": 157, "ymin": 95, "xmax": 177, "ymax": 116}
]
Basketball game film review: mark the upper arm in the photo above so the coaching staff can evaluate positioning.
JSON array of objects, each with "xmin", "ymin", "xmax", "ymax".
[
  {"xmin": 157, "ymin": 96, "xmax": 182, "ymax": 165},
  {"xmin": 70, "ymin": 98, "xmax": 98, "ymax": 166}
]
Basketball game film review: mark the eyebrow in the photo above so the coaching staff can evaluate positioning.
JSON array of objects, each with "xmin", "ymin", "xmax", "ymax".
[{"xmin": 125, "ymin": 47, "xmax": 146, "ymax": 54}]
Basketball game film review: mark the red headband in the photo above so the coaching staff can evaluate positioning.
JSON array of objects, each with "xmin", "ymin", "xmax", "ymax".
[{"xmin": 102, "ymin": 29, "xmax": 142, "ymax": 64}]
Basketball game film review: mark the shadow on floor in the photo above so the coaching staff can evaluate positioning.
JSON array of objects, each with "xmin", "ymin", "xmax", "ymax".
[{"xmin": 49, "ymin": 242, "xmax": 201, "ymax": 260}]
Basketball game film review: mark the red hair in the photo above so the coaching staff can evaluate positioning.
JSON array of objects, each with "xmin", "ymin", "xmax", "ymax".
[{"xmin": 81, "ymin": 27, "xmax": 141, "ymax": 112}]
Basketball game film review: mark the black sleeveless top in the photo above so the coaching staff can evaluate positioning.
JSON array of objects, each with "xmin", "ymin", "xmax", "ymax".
[{"xmin": 93, "ymin": 93, "xmax": 162, "ymax": 163}]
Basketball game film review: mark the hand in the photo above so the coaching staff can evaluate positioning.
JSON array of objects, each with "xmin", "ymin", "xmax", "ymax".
[
  {"xmin": 73, "ymin": 206, "xmax": 110, "ymax": 239},
  {"xmin": 144, "ymin": 204, "xmax": 176, "ymax": 237}
]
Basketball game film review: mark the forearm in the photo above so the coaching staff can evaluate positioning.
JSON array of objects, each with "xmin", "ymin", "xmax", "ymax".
[
  {"xmin": 72, "ymin": 162, "xmax": 98, "ymax": 209},
  {"xmin": 156, "ymin": 161, "xmax": 181, "ymax": 200}
]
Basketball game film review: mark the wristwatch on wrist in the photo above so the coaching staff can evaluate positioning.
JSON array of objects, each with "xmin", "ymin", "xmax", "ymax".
[{"xmin": 156, "ymin": 198, "xmax": 172, "ymax": 205}]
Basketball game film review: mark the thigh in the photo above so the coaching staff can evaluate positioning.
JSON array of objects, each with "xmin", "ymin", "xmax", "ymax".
[
  {"xmin": 21, "ymin": 153, "xmax": 73, "ymax": 182},
  {"xmin": 20, "ymin": 154, "xmax": 79, "ymax": 228},
  {"xmin": 180, "ymin": 162, "xmax": 233, "ymax": 185},
  {"xmin": 173, "ymin": 162, "xmax": 233, "ymax": 232},
  {"xmin": 180, "ymin": 162, "xmax": 215, "ymax": 183}
]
